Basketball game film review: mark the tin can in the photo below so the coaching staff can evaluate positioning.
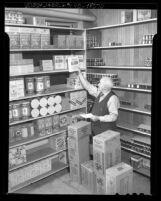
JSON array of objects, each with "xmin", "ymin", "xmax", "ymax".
[
  {"xmin": 21, "ymin": 124, "xmax": 29, "ymax": 139},
  {"xmin": 35, "ymin": 77, "xmax": 45, "ymax": 94},
  {"xmin": 14, "ymin": 126, "xmax": 22, "ymax": 141},
  {"xmin": 21, "ymin": 101, "xmax": 31, "ymax": 119},
  {"xmin": 12, "ymin": 103, "xmax": 21, "ymax": 121},
  {"xmin": 44, "ymin": 76, "xmax": 50, "ymax": 91},
  {"xmin": 25, "ymin": 77, "xmax": 35, "ymax": 95},
  {"xmin": 9, "ymin": 104, "xmax": 13, "ymax": 123},
  {"xmin": 28, "ymin": 123, "xmax": 35, "ymax": 138}
]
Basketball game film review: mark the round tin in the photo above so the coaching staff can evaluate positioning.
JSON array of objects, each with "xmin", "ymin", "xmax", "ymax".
[
  {"xmin": 21, "ymin": 101, "xmax": 30, "ymax": 119},
  {"xmin": 12, "ymin": 103, "xmax": 21, "ymax": 121},
  {"xmin": 40, "ymin": 107, "xmax": 48, "ymax": 116},
  {"xmin": 39, "ymin": 97, "xmax": 48, "ymax": 107},
  {"xmin": 31, "ymin": 109, "xmax": 39, "ymax": 118},
  {"xmin": 35, "ymin": 77, "xmax": 44, "ymax": 94},
  {"xmin": 31, "ymin": 98, "xmax": 40, "ymax": 109},
  {"xmin": 25, "ymin": 77, "xmax": 35, "ymax": 95}
]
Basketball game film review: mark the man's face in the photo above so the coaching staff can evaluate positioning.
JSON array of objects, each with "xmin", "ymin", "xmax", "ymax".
[{"xmin": 98, "ymin": 77, "xmax": 111, "ymax": 92}]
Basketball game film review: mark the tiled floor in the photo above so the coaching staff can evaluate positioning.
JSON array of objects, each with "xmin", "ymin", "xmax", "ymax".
[{"xmin": 14, "ymin": 168, "xmax": 151, "ymax": 195}]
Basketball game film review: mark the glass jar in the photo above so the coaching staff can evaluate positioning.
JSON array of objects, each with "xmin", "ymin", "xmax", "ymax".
[
  {"xmin": 21, "ymin": 101, "xmax": 31, "ymax": 120},
  {"xmin": 25, "ymin": 77, "xmax": 35, "ymax": 95},
  {"xmin": 35, "ymin": 77, "xmax": 45, "ymax": 94},
  {"xmin": 12, "ymin": 103, "xmax": 21, "ymax": 121}
]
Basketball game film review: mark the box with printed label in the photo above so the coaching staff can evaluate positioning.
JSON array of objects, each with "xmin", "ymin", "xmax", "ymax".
[
  {"xmin": 121, "ymin": 10, "xmax": 133, "ymax": 23},
  {"xmin": 105, "ymin": 162, "xmax": 133, "ymax": 195},
  {"xmin": 137, "ymin": 10, "xmax": 151, "ymax": 21},
  {"xmin": 66, "ymin": 34, "xmax": 76, "ymax": 49},
  {"xmin": 40, "ymin": 60, "xmax": 53, "ymax": 71},
  {"xmin": 53, "ymin": 55, "xmax": 66, "ymax": 70},
  {"xmin": 8, "ymin": 32, "xmax": 20, "ymax": 49},
  {"xmin": 78, "ymin": 55, "xmax": 84, "ymax": 69},
  {"xmin": 67, "ymin": 77, "xmax": 83, "ymax": 89},
  {"xmin": 59, "ymin": 114, "xmax": 68, "ymax": 127},
  {"xmin": 44, "ymin": 117, "xmax": 53, "ymax": 135},
  {"xmin": 61, "ymin": 95, "xmax": 70, "ymax": 111},
  {"xmin": 20, "ymin": 33, "xmax": 31, "ymax": 49},
  {"xmin": 69, "ymin": 160, "xmax": 82, "ymax": 184},
  {"xmin": 59, "ymin": 151, "xmax": 68, "ymax": 164},
  {"xmin": 41, "ymin": 34, "xmax": 50, "ymax": 48},
  {"xmin": 67, "ymin": 111, "xmax": 83, "ymax": 125},
  {"xmin": 81, "ymin": 160, "xmax": 97, "ymax": 193},
  {"xmin": 30, "ymin": 33, "xmax": 41, "ymax": 49},
  {"xmin": 95, "ymin": 173, "xmax": 106, "ymax": 194},
  {"xmin": 49, "ymin": 131, "xmax": 67, "ymax": 152},
  {"xmin": 10, "ymin": 78, "xmax": 25, "ymax": 100},
  {"xmin": 35, "ymin": 118, "xmax": 46, "ymax": 136},
  {"xmin": 53, "ymin": 35, "xmax": 66, "ymax": 49},
  {"xmin": 26, "ymin": 16, "xmax": 46, "ymax": 26},
  {"xmin": 76, "ymin": 91, "xmax": 87, "ymax": 108},
  {"xmin": 75, "ymin": 36, "xmax": 84, "ymax": 49},
  {"xmin": 69, "ymin": 92, "xmax": 78, "ymax": 109},
  {"xmin": 67, "ymin": 56, "xmax": 79, "ymax": 72},
  {"xmin": 93, "ymin": 130, "xmax": 121, "ymax": 175},
  {"xmin": 52, "ymin": 115, "xmax": 60, "ymax": 131}
]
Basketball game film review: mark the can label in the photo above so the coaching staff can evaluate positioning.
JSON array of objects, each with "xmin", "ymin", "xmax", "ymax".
[
  {"xmin": 46, "ymin": 80, "xmax": 50, "ymax": 88},
  {"xmin": 22, "ymin": 108, "xmax": 28, "ymax": 116},
  {"xmin": 22, "ymin": 127, "xmax": 28, "ymax": 138},
  {"xmin": 37, "ymin": 82, "xmax": 44, "ymax": 91},
  {"xmin": 9, "ymin": 110, "xmax": 13, "ymax": 121},
  {"xmin": 12, "ymin": 109, "xmax": 19, "ymax": 117},
  {"xmin": 28, "ymin": 82, "xmax": 34, "ymax": 90}
]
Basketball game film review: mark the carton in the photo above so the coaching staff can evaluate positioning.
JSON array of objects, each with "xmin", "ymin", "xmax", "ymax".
[
  {"xmin": 41, "ymin": 34, "xmax": 50, "ymax": 48},
  {"xmin": 121, "ymin": 10, "xmax": 133, "ymax": 23},
  {"xmin": 81, "ymin": 160, "xmax": 97, "ymax": 193},
  {"xmin": 69, "ymin": 161, "xmax": 82, "ymax": 183},
  {"xmin": 67, "ymin": 55, "xmax": 79, "ymax": 72},
  {"xmin": 105, "ymin": 162, "xmax": 133, "ymax": 195},
  {"xmin": 40, "ymin": 60, "xmax": 53, "ymax": 71},
  {"xmin": 44, "ymin": 117, "xmax": 53, "ymax": 135},
  {"xmin": 53, "ymin": 55, "xmax": 66, "ymax": 70},
  {"xmin": 61, "ymin": 95, "xmax": 70, "ymax": 111},
  {"xmin": 26, "ymin": 16, "xmax": 46, "ymax": 26},
  {"xmin": 35, "ymin": 118, "xmax": 46, "ymax": 136},
  {"xmin": 53, "ymin": 35, "xmax": 66, "ymax": 49},
  {"xmin": 75, "ymin": 36, "xmax": 84, "ymax": 49},
  {"xmin": 69, "ymin": 92, "xmax": 78, "ymax": 109},
  {"xmin": 52, "ymin": 115, "xmax": 60, "ymax": 132},
  {"xmin": 93, "ymin": 130, "xmax": 121, "ymax": 175},
  {"xmin": 20, "ymin": 33, "xmax": 31, "ymax": 49},
  {"xmin": 59, "ymin": 114, "xmax": 68, "ymax": 127},
  {"xmin": 78, "ymin": 55, "xmax": 84, "ymax": 69},
  {"xmin": 30, "ymin": 33, "xmax": 41, "ymax": 49},
  {"xmin": 95, "ymin": 173, "xmax": 106, "ymax": 194},
  {"xmin": 59, "ymin": 151, "xmax": 68, "ymax": 164},
  {"xmin": 10, "ymin": 78, "xmax": 25, "ymax": 100},
  {"xmin": 8, "ymin": 32, "xmax": 20, "ymax": 49},
  {"xmin": 137, "ymin": 10, "xmax": 151, "ymax": 21}
]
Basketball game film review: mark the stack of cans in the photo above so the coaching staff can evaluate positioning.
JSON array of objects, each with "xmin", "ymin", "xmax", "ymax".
[{"xmin": 142, "ymin": 34, "xmax": 154, "ymax": 44}]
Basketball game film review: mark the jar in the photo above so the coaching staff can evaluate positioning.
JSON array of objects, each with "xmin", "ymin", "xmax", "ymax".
[
  {"xmin": 35, "ymin": 77, "xmax": 45, "ymax": 94},
  {"xmin": 21, "ymin": 101, "xmax": 31, "ymax": 119},
  {"xmin": 12, "ymin": 103, "xmax": 21, "ymax": 121},
  {"xmin": 44, "ymin": 76, "xmax": 50, "ymax": 92},
  {"xmin": 25, "ymin": 77, "xmax": 35, "ymax": 95},
  {"xmin": 9, "ymin": 104, "xmax": 13, "ymax": 123}
]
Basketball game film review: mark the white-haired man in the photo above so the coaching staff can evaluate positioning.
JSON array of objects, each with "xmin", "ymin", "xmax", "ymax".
[{"xmin": 78, "ymin": 69, "xmax": 120, "ymax": 137}]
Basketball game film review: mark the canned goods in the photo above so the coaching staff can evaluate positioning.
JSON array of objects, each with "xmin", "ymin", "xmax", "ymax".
[
  {"xmin": 39, "ymin": 97, "xmax": 48, "ymax": 107},
  {"xmin": 21, "ymin": 101, "xmax": 30, "ymax": 120},
  {"xmin": 9, "ymin": 104, "xmax": 13, "ymax": 123},
  {"xmin": 25, "ymin": 77, "xmax": 35, "ymax": 95},
  {"xmin": 31, "ymin": 98, "xmax": 39, "ymax": 109},
  {"xmin": 12, "ymin": 103, "xmax": 21, "ymax": 121},
  {"xmin": 35, "ymin": 77, "xmax": 45, "ymax": 94},
  {"xmin": 21, "ymin": 125, "xmax": 28, "ymax": 138},
  {"xmin": 44, "ymin": 76, "xmax": 50, "ymax": 91},
  {"xmin": 14, "ymin": 126, "xmax": 22, "ymax": 141},
  {"xmin": 28, "ymin": 123, "xmax": 35, "ymax": 138}
]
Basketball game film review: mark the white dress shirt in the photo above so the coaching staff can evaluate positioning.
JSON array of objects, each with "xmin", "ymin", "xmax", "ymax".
[{"xmin": 86, "ymin": 81, "xmax": 120, "ymax": 122}]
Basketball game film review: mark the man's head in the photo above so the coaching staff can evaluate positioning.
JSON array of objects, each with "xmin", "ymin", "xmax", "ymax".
[{"xmin": 98, "ymin": 77, "xmax": 113, "ymax": 92}]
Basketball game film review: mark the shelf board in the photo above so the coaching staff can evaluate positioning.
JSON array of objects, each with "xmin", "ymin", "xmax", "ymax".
[
  {"xmin": 121, "ymin": 149, "xmax": 150, "ymax": 178},
  {"xmin": 9, "ymin": 107, "xmax": 86, "ymax": 126},
  {"xmin": 8, "ymin": 163, "xmax": 69, "ymax": 193},
  {"xmin": 87, "ymin": 66, "xmax": 152, "ymax": 70},
  {"xmin": 86, "ymin": 18, "xmax": 157, "ymax": 30},
  {"xmin": 121, "ymin": 146, "xmax": 150, "ymax": 159},
  {"xmin": 9, "ymin": 127, "xmax": 67, "ymax": 149},
  {"xmin": 113, "ymin": 86, "xmax": 151, "ymax": 93},
  {"xmin": 117, "ymin": 123, "xmax": 151, "ymax": 137},
  {"xmin": 10, "ymin": 69, "xmax": 86, "ymax": 77},
  {"xmin": 9, "ymin": 147, "xmax": 67, "ymax": 172},
  {"xmin": 10, "ymin": 48, "xmax": 85, "ymax": 52},
  {"xmin": 5, "ymin": 23, "xmax": 85, "ymax": 31},
  {"xmin": 10, "ymin": 84, "xmax": 84, "ymax": 101},
  {"xmin": 119, "ymin": 106, "xmax": 151, "ymax": 115},
  {"xmin": 87, "ymin": 44, "xmax": 152, "ymax": 50}
]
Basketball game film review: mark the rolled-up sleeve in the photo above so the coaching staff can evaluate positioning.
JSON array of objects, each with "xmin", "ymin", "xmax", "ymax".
[{"xmin": 99, "ymin": 95, "xmax": 120, "ymax": 122}]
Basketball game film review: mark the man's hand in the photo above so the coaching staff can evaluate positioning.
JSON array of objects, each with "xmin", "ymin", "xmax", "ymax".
[{"xmin": 90, "ymin": 115, "xmax": 100, "ymax": 122}]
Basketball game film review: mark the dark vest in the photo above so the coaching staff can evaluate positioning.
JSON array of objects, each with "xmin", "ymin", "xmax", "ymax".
[{"xmin": 91, "ymin": 90, "xmax": 117, "ymax": 136}]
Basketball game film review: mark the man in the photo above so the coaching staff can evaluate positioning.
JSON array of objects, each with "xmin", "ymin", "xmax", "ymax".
[{"xmin": 78, "ymin": 68, "xmax": 120, "ymax": 138}]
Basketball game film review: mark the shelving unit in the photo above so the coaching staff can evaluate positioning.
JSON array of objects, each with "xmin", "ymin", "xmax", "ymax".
[
  {"xmin": 86, "ymin": 12, "xmax": 156, "ymax": 178},
  {"xmin": 7, "ymin": 19, "xmax": 87, "ymax": 193}
]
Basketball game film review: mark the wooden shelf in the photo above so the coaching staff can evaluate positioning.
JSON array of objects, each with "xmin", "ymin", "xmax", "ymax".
[
  {"xmin": 9, "ymin": 147, "xmax": 67, "ymax": 172},
  {"xmin": 9, "ymin": 107, "xmax": 86, "ymax": 126},
  {"xmin": 119, "ymin": 106, "xmax": 151, "ymax": 115},
  {"xmin": 10, "ymin": 84, "xmax": 84, "ymax": 101},
  {"xmin": 117, "ymin": 122, "xmax": 150, "ymax": 137},
  {"xmin": 121, "ymin": 146, "xmax": 150, "ymax": 159},
  {"xmin": 86, "ymin": 18, "xmax": 157, "ymax": 30},
  {"xmin": 113, "ymin": 86, "xmax": 151, "ymax": 93},
  {"xmin": 10, "ymin": 48, "xmax": 85, "ymax": 52},
  {"xmin": 8, "ymin": 163, "xmax": 69, "ymax": 193},
  {"xmin": 87, "ymin": 66, "xmax": 152, "ymax": 70},
  {"xmin": 9, "ymin": 127, "xmax": 67, "ymax": 149},
  {"xmin": 5, "ymin": 23, "xmax": 85, "ymax": 31},
  {"xmin": 87, "ymin": 44, "xmax": 152, "ymax": 50}
]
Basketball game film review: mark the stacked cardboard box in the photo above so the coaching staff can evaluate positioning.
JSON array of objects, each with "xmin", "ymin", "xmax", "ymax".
[
  {"xmin": 93, "ymin": 130, "xmax": 121, "ymax": 194},
  {"xmin": 81, "ymin": 160, "xmax": 96, "ymax": 193},
  {"xmin": 105, "ymin": 162, "xmax": 133, "ymax": 195},
  {"xmin": 67, "ymin": 121, "xmax": 91, "ymax": 184},
  {"xmin": 69, "ymin": 91, "xmax": 87, "ymax": 110}
]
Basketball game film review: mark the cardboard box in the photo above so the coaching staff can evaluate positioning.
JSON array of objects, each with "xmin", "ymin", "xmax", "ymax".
[
  {"xmin": 59, "ymin": 151, "xmax": 68, "ymax": 164},
  {"xmin": 41, "ymin": 34, "xmax": 50, "ymax": 48},
  {"xmin": 30, "ymin": 33, "xmax": 41, "ymax": 49},
  {"xmin": 67, "ymin": 77, "xmax": 83, "ymax": 89},
  {"xmin": 69, "ymin": 161, "xmax": 82, "ymax": 184},
  {"xmin": 81, "ymin": 160, "xmax": 97, "ymax": 193},
  {"xmin": 121, "ymin": 10, "xmax": 133, "ymax": 23},
  {"xmin": 10, "ymin": 78, "xmax": 25, "ymax": 100},
  {"xmin": 78, "ymin": 55, "xmax": 84, "ymax": 69},
  {"xmin": 96, "ymin": 173, "xmax": 106, "ymax": 194},
  {"xmin": 52, "ymin": 115, "xmax": 60, "ymax": 132},
  {"xmin": 26, "ymin": 16, "xmax": 46, "ymax": 26},
  {"xmin": 35, "ymin": 118, "xmax": 46, "ymax": 136},
  {"xmin": 40, "ymin": 60, "xmax": 53, "ymax": 71},
  {"xmin": 105, "ymin": 162, "xmax": 133, "ymax": 195},
  {"xmin": 137, "ymin": 10, "xmax": 151, "ymax": 21},
  {"xmin": 67, "ymin": 56, "xmax": 79, "ymax": 72},
  {"xmin": 93, "ymin": 130, "xmax": 121, "ymax": 175},
  {"xmin": 59, "ymin": 114, "xmax": 68, "ymax": 127},
  {"xmin": 8, "ymin": 32, "xmax": 20, "ymax": 49},
  {"xmin": 53, "ymin": 55, "xmax": 66, "ymax": 70},
  {"xmin": 44, "ymin": 117, "xmax": 53, "ymax": 135},
  {"xmin": 75, "ymin": 36, "xmax": 84, "ymax": 49},
  {"xmin": 20, "ymin": 33, "xmax": 31, "ymax": 49},
  {"xmin": 69, "ymin": 92, "xmax": 78, "ymax": 109},
  {"xmin": 66, "ymin": 34, "xmax": 76, "ymax": 49},
  {"xmin": 76, "ymin": 91, "xmax": 87, "ymax": 108},
  {"xmin": 61, "ymin": 95, "xmax": 70, "ymax": 111},
  {"xmin": 53, "ymin": 35, "xmax": 66, "ymax": 49}
]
